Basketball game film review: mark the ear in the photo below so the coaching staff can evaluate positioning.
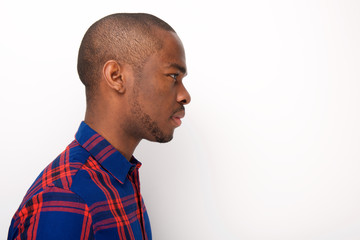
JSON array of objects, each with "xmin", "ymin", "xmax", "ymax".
[{"xmin": 102, "ymin": 60, "xmax": 126, "ymax": 93}]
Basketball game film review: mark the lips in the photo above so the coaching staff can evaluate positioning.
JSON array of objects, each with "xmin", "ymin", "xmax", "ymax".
[
  {"xmin": 171, "ymin": 109, "xmax": 185, "ymax": 127},
  {"xmin": 172, "ymin": 110, "xmax": 185, "ymax": 119}
]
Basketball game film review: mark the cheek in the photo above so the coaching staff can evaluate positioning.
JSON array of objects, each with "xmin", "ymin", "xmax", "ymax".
[
  {"xmin": 146, "ymin": 94, "xmax": 174, "ymax": 121},
  {"xmin": 136, "ymin": 79, "xmax": 177, "ymax": 115},
  {"xmin": 141, "ymin": 81, "xmax": 173, "ymax": 103}
]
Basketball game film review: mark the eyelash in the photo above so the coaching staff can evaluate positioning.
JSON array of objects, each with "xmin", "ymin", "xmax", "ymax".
[{"xmin": 169, "ymin": 73, "xmax": 179, "ymax": 81}]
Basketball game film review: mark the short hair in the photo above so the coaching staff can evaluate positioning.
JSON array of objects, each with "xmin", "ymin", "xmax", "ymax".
[{"xmin": 77, "ymin": 13, "xmax": 175, "ymax": 93}]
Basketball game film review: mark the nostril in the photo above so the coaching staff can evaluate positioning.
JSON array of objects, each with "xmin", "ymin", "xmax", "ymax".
[{"xmin": 178, "ymin": 85, "xmax": 191, "ymax": 105}]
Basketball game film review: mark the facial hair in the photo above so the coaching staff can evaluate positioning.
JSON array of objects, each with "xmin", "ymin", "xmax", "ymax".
[{"xmin": 130, "ymin": 95, "xmax": 173, "ymax": 143}]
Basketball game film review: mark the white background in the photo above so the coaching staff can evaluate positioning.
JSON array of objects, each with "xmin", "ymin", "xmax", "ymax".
[{"xmin": 1, "ymin": 0, "xmax": 360, "ymax": 239}]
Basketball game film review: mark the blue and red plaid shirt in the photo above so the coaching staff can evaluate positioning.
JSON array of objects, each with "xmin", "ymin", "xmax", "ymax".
[{"xmin": 8, "ymin": 122, "xmax": 152, "ymax": 240}]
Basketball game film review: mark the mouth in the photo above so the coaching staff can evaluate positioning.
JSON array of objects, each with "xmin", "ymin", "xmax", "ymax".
[
  {"xmin": 171, "ymin": 116, "xmax": 183, "ymax": 127},
  {"xmin": 171, "ymin": 108, "xmax": 185, "ymax": 127}
]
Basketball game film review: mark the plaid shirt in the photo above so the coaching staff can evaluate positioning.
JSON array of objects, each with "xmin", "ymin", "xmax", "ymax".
[{"xmin": 8, "ymin": 122, "xmax": 152, "ymax": 240}]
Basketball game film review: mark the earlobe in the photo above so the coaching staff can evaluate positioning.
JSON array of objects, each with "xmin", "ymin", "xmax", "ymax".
[{"xmin": 103, "ymin": 60, "xmax": 126, "ymax": 93}]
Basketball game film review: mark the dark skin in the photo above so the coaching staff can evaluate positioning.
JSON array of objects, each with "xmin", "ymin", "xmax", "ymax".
[{"xmin": 84, "ymin": 29, "xmax": 191, "ymax": 160}]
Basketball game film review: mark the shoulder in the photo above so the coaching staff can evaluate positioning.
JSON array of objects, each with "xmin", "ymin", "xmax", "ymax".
[
  {"xmin": 19, "ymin": 140, "xmax": 91, "ymax": 208},
  {"xmin": 22, "ymin": 186, "xmax": 89, "ymax": 213},
  {"xmin": 8, "ymin": 186, "xmax": 93, "ymax": 240}
]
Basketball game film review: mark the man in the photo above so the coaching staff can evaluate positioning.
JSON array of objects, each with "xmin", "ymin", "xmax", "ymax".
[{"xmin": 8, "ymin": 13, "xmax": 190, "ymax": 240}]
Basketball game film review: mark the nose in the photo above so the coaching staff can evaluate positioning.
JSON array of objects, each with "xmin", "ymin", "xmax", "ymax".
[{"xmin": 177, "ymin": 83, "xmax": 191, "ymax": 105}]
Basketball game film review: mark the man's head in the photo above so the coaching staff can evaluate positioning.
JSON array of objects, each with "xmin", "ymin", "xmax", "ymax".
[
  {"xmin": 77, "ymin": 13, "xmax": 191, "ymax": 144},
  {"xmin": 78, "ymin": 13, "xmax": 175, "ymax": 93}
]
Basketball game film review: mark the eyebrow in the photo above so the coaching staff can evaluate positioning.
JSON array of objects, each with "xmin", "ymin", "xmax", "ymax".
[{"xmin": 166, "ymin": 63, "xmax": 187, "ymax": 75}]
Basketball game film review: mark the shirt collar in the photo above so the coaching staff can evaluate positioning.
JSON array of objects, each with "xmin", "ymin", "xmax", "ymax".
[{"xmin": 75, "ymin": 121, "xmax": 141, "ymax": 184}]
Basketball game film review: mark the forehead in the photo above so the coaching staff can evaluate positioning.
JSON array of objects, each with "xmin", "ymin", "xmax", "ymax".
[{"xmin": 155, "ymin": 31, "xmax": 186, "ymax": 71}]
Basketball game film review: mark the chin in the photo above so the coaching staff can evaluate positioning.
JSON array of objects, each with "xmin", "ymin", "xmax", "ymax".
[
  {"xmin": 145, "ymin": 131, "xmax": 174, "ymax": 143},
  {"xmin": 143, "ymin": 121, "xmax": 175, "ymax": 143},
  {"xmin": 155, "ymin": 135, "xmax": 173, "ymax": 143}
]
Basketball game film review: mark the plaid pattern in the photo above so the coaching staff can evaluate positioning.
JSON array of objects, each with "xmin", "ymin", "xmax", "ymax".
[{"xmin": 8, "ymin": 122, "xmax": 151, "ymax": 240}]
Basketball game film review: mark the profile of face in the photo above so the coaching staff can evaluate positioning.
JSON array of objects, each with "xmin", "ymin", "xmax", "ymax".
[{"xmin": 128, "ymin": 30, "xmax": 191, "ymax": 143}]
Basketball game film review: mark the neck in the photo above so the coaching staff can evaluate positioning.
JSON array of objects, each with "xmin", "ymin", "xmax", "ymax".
[{"xmin": 84, "ymin": 107, "xmax": 141, "ymax": 161}]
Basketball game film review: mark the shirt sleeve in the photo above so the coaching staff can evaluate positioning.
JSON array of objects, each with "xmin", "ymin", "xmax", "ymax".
[{"xmin": 9, "ymin": 186, "xmax": 93, "ymax": 240}]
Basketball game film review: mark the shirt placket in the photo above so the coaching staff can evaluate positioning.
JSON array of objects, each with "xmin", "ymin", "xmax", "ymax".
[{"xmin": 129, "ymin": 166, "xmax": 147, "ymax": 240}]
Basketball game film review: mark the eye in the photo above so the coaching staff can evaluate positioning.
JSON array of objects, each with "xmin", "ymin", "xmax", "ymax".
[{"xmin": 168, "ymin": 73, "xmax": 179, "ymax": 81}]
